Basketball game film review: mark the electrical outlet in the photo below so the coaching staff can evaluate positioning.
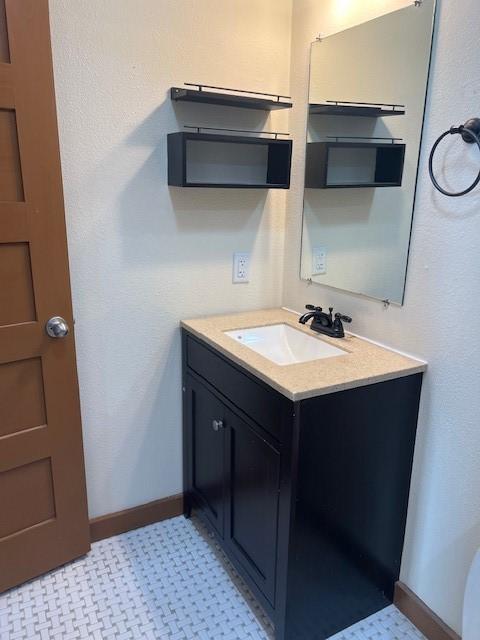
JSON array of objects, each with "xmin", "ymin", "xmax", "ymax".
[
  {"xmin": 312, "ymin": 247, "xmax": 327, "ymax": 275},
  {"xmin": 233, "ymin": 252, "xmax": 250, "ymax": 283}
]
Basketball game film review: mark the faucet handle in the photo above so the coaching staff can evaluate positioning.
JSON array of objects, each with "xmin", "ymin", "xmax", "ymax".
[
  {"xmin": 332, "ymin": 312, "xmax": 352, "ymax": 338},
  {"xmin": 306, "ymin": 304, "xmax": 322, "ymax": 312}
]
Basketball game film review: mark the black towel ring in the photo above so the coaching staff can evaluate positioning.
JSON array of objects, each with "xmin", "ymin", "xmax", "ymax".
[{"xmin": 428, "ymin": 117, "xmax": 480, "ymax": 197}]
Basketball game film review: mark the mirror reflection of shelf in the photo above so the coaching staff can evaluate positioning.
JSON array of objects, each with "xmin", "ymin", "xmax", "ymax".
[
  {"xmin": 305, "ymin": 139, "xmax": 405, "ymax": 189},
  {"xmin": 309, "ymin": 100, "xmax": 405, "ymax": 118},
  {"xmin": 168, "ymin": 130, "xmax": 292, "ymax": 189},
  {"xmin": 171, "ymin": 83, "xmax": 292, "ymax": 111}
]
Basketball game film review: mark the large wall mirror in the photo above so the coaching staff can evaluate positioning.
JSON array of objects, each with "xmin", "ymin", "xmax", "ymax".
[{"xmin": 300, "ymin": 0, "xmax": 436, "ymax": 304}]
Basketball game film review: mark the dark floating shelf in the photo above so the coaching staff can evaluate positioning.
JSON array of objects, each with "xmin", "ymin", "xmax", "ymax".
[
  {"xmin": 171, "ymin": 84, "xmax": 292, "ymax": 111},
  {"xmin": 305, "ymin": 140, "xmax": 405, "ymax": 189},
  {"xmin": 309, "ymin": 101, "xmax": 405, "ymax": 118},
  {"xmin": 168, "ymin": 131, "xmax": 292, "ymax": 189}
]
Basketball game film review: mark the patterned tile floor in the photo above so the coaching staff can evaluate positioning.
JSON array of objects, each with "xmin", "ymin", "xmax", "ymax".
[{"xmin": 0, "ymin": 515, "xmax": 425, "ymax": 640}]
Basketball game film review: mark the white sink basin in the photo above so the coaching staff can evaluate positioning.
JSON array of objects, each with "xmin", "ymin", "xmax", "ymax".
[{"xmin": 224, "ymin": 323, "xmax": 347, "ymax": 366}]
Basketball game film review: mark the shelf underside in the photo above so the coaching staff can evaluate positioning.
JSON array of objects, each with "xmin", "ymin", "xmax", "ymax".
[
  {"xmin": 175, "ymin": 182, "xmax": 289, "ymax": 189},
  {"xmin": 316, "ymin": 182, "xmax": 401, "ymax": 189},
  {"xmin": 171, "ymin": 87, "xmax": 292, "ymax": 111},
  {"xmin": 309, "ymin": 103, "xmax": 405, "ymax": 118}
]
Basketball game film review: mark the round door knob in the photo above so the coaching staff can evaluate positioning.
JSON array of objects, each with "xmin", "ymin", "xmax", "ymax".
[
  {"xmin": 45, "ymin": 316, "xmax": 69, "ymax": 338},
  {"xmin": 212, "ymin": 419, "xmax": 224, "ymax": 432}
]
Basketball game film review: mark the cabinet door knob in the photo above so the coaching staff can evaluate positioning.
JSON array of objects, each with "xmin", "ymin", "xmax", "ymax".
[{"xmin": 212, "ymin": 419, "xmax": 224, "ymax": 432}]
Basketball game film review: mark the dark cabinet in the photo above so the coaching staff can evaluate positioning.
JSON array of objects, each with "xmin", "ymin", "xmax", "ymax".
[
  {"xmin": 185, "ymin": 375, "xmax": 226, "ymax": 537},
  {"xmin": 226, "ymin": 409, "xmax": 280, "ymax": 604},
  {"xmin": 182, "ymin": 330, "xmax": 423, "ymax": 639},
  {"xmin": 185, "ymin": 373, "xmax": 280, "ymax": 605}
]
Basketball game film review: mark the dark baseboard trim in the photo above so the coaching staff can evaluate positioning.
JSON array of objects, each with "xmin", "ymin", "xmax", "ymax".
[
  {"xmin": 394, "ymin": 582, "xmax": 460, "ymax": 640},
  {"xmin": 90, "ymin": 493, "xmax": 184, "ymax": 543}
]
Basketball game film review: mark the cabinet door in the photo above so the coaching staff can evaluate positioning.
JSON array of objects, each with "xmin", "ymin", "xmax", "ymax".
[
  {"xmin": 186, "ymin": 375, "xmax": 226, "ymax": 537},
  {"xmin": 226, "ymin": 410, "xmax": 281, "ymax": 605}
]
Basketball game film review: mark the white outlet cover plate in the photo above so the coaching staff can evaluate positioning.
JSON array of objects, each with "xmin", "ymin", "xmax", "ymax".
[
  {"xmin": 312, "ymin": 246, "xmax": 327, "ymax": 275},
  {"xmin": 233, "ymin": 252, "xmax": 250, "ymax": 283}
]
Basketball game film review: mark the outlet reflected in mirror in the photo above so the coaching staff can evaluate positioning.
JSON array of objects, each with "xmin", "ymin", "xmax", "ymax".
[{"xmin": 300, "ymin": 0, "xmax": 436, "ymax": 304}]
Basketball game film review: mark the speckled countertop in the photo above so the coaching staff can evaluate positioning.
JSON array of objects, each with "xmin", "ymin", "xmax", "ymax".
[{"xmin": 181, "ymin": 308, "xmax": 426, "ymax": 401}]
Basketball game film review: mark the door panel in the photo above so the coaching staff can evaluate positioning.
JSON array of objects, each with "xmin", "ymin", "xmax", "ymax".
[
  {"xmin": 0, "ymin": 358, "xmax": 46, "ymax": 437},
  {"xmin": 0, "ymin": 458, "xmax": 55, "ymax": 538},
  {"xmin": 0, "ymin": 0, "xmax": 90, "ymax": 591},
  {"xmin": 186, "ymin": 375, "xmax": 225, "ymax": 537},
  {"xmin": 0, "ymin": 1, "xmax": 9, "ymax": 63},
  {"xmin": 226, "ymin": 410, "xmax": 280, "ymax": 605},
  {"xmin": 0, "ymin": 242, "xmax": 35, "ymax": 325},
  {"xmin": 0, "ymin": 109, "xmax": 23, "ymax": 201}
]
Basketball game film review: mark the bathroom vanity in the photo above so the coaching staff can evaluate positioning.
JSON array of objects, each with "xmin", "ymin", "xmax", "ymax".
[{"xmin": 181, "ymin": 309, "xmax": 425, "ymax": 639}]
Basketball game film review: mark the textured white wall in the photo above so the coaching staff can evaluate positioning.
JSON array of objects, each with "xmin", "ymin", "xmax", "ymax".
[
  {"xmin": 49, "ymin": 0, "xmax": 480, "ymax": 632},
  {"xmin": 284, "ymin": 0, "xmax": 480, "ymax": 633},
  {"xmin": 49, "ymin": 0, "xmax": 292, "ymax": 519}
]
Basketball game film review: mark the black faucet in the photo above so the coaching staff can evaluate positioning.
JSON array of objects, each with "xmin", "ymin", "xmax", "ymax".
[{"xmin": 298, "ymin": 304, "xmax": 352, "ymax": 339}]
